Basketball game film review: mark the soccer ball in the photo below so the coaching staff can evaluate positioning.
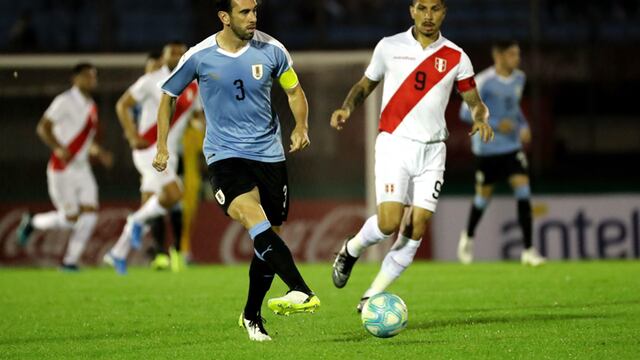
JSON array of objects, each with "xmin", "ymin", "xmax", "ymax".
[{"xmin": 361, "ymin": 292, "xmax": 408, "ymax": 338}]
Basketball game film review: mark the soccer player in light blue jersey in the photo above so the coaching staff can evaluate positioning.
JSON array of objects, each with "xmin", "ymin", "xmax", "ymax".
[
  {"xmin": 458, "ymin": 40, "xmax": 545, "ymax": 266},
  {"xmin": 152, "ymin": 0, "xmax": 319, "ymax": 341}
]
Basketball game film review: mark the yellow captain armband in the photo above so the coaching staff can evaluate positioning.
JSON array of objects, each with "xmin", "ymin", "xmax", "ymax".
[{"xmin": 278, "ymin": 67, "xmax": 299, "ymax": 90}]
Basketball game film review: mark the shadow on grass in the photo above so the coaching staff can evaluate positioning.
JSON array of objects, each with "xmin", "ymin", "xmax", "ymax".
[{"xmin": 410, "ymin": 312, "xmax": 617, "ymax": 331}]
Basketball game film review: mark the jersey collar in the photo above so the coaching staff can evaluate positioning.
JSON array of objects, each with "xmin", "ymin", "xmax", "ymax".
[
  {"xmin": 214, "ymin": 32, "xmax": 252, "ymax": 58},
  {"xmin": 406, "ymin": 27, "xmax": 446, "ymax": 50}
]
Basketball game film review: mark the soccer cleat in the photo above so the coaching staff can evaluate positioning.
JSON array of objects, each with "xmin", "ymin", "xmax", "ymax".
[
  {"xmin": 103, "ymin": 252, "xmax": 128, "ymax": 275},
  {"xmin": 238, "ymin": 313, "xmax": 271, "ymax": 341},
  {"xmin": 150, "ymin": 253, "xmax": 170, "ymax": 271},
  {"xmin": 267, "ymin": 291, "xmax": 320, "ymax": 316},
  {"xmin": 457, "ymin": 231, "xmax": 474, "ymax": 265},
  {"xmin": 16, "ymin": 212, "xmax": 34, "ymax": 247},
  {"xmin": 521, "ymin": 247, "xmax": 546, "ymax": 267},
  {"xmin": 332, "ymin": 237, "xmax": 358, "ymax": 288},
  {"xmin": 130, "ymin": 220, "xmax": 144, "ymax": 250},
  {"xmin": 59, "ymin": 263, "xmax": 79, "ymax": 272},
  {"xmin": 169, "ymin": 247, "xmax": 185, "ymax": 273},
  {"xmin": 356, "ymin": 297, "xmax": 370, "ymax": 314}
]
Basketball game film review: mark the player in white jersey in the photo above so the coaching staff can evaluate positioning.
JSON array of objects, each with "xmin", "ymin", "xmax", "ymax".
[
  {"xmin": 104, "ymin": 42, "xmax": 201, "ymax": 274},
  {"xmin": 16, "ymin": 63, "xmax": 113, "ymax": 271},
  {"xmin": 330, "ymin": 0, "xmax": 494, "ymax": 312}
]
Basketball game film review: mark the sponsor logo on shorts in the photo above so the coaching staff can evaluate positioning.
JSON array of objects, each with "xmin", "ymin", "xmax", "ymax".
[
  {"xmin": 215, "ymin": 189, "xmax": 226, "ymax": 205},
  {"xmin": 384, "ymin": 184, "xmax": 395, "ymax": 194}
]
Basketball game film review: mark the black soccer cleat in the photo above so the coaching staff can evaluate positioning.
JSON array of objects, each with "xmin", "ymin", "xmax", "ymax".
[
  {"xmin": 356, "ymin": 297, "xmax": 370, "ymax": 314},
  {"xmin": 16, "ymin": 212, "xmax": 34, "ymax": 247},
  {"xmin": 332, "ymin": 237, "xmax": 359, "ymax": 288}
]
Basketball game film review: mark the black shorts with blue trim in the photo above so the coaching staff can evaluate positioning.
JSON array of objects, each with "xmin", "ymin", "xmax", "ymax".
[{"xmin": 207, "ymin": 157, "xmax": 289, "ymax": 226}]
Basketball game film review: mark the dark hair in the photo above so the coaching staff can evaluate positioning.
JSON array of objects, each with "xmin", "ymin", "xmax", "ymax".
[
  {"xmin": 411, "ymin": 0, "xmax": 446, "ymax": 6},
  {"xmin": 147, "ymin": 51, "xmax": 162, "ymax": 60},
  {"xmin": 492, "ymin": 40, "xmax": 519, "ymax": 52},
  {"xmin": 71, "ymin": 62, "xmax": 95, "ymax": 76},
  {"xmin": 165, "ymin": 39, "xmax": 187, "ymax": 48},
  {"xmin": 215, "ymin": 0, "xmax": 232, "ymax": 12}
]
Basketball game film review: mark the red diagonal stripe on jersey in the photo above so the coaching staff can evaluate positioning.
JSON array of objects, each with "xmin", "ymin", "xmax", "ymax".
[
  {"xmin": 140, "ymin": 82, "xmax": 198, "ymax": 148},
  {"xmin": 49, "ymin": 104, "xmax": 98, "ymax": 171},
  {"xmin": 379, "ymin": 46, "xmax": 461, "ymax": 134}
]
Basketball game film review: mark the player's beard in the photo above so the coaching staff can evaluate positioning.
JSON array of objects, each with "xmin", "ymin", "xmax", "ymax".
[{"xmin": 231, "ymin": 23, "xmax": 255, "ymax": 41}]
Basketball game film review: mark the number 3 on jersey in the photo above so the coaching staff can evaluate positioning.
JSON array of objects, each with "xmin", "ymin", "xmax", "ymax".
[{"xmin": 234, "ymin": 79, "xmax": 245, "ymax": 101}]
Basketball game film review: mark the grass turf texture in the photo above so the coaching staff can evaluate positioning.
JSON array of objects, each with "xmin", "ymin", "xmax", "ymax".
[{"xmin": 1, "ymin": 261, "xmax": 639, "ymax": 359}]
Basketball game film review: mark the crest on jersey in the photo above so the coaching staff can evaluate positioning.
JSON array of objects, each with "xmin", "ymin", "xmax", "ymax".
[
  {"xmin": 252, "ymin": 64, "xmax": 263, "ymax": 80},
  {"xmin": 434, "ymin": 57, "xmax": 447, "ymax": 73}
]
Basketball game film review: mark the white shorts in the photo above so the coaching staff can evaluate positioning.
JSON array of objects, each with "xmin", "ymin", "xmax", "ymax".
[
  {"xmin": 47, "ymin": 163, "xmax": 98, "ymax": 217},
  {"xmin": 374, "ymin": 132, "xmax": 446, "ymax": 212},
  {"xmin": 132, "ymin": 147, "xmax": 179, "ymax": 194}
]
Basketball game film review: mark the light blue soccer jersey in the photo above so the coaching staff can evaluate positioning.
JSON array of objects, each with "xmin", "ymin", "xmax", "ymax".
[
  {"xmin": 161, "ymin": 31, "xmax": 293, "ymax": 164},
  {"xmin": 460, "ymin": 67, "xmax": 528, "ymax": 156}
]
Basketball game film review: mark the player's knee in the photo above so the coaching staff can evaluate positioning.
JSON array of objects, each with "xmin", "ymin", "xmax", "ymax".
[
  {"xmin": 65, "ymin": 214, "xmax": 79, "ymax": 223},
  {"xmin": 473, "ymin": 194, "xmax": 489, "ymax": 209},
  {"xmin": 377, "ymin": 215, "xmax": 402, "ymax": 235},
  {"xmin": 514, "ymin": 185, "xmax": 531, "ymax": 200}
]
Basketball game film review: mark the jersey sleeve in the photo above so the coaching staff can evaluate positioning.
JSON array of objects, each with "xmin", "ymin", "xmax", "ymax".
[
  {"xmin": 455, "ymin": 51, "xmax": 476, "ymax": 93},
  {"xmin": 129, "ymin": 75, "xmax": 150, "ymax": 102},
  {"xmin": 160, "ymin": 52, "xmax": 199, "ymax": 97},
  {"xmin": 273, "ymin": 44, "xmax": 293, "ymax": 79},
  {"xmin": 364, "ymin": 39, "xmax": 386, "ymax": 82},
  {"xmin": 44, "ymin": 96, "xmax": 67, "ymax": 124}
]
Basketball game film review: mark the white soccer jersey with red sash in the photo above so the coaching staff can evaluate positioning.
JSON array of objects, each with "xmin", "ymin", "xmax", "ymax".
[
  {"xmin": 129, "ymin": 65, "xmax": 199, "ymax": 155},
  {"xmin": 45, "ymin": 87, "xmax": 98, "ymax": 172},
  {"xmin": 365, "ymin": 29, "xmax": 476, "ymax": 143}
]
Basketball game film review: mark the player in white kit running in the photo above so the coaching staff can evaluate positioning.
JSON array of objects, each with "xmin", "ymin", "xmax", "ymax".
[
  {"xmin": 330, "ymin": 0, "xmax": 494, "ymax": 312},
  {"xmin": 104, "ymin": 42, "xmax": 201, "ymax": 274},
  {"xmin": 16, "ymin": 63, "xmax": 113, "ymax": 271}
]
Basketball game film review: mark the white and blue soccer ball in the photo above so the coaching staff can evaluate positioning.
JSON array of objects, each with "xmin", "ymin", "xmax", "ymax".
[{"xmin": 361, "ymin": 292, "xmax": 408, "ymax": 338}]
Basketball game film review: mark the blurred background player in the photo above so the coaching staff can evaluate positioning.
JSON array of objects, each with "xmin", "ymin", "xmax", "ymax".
[
  {"xmin": 16, "ymin": 63, "xmax": 113, "ymax": 271},
  {"xmin": 104, "ymin": 41, "xmax": 201, "ymax": 274},
  {"xmin": 144, "ymin": 51, "xmax": 163, "ymax": 74},
  {"xmin": 457, "ymin": 40, "xmax": 545, "ymax": 266},
  {"xmin": 330, "ymin": 0, "xmax": 493, "ymax": 312},
  {"xmin": 153, "ymin": 0, "xmax": 320, "ymax": 341}
]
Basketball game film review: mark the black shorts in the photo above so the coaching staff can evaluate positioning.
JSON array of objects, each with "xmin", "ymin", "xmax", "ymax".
[
  {"xmin": 475, "ymin": 150, "xmax": 529, "ymax": 185},
  {"xmin": 207, "ymin": 158, "xmax": 289, "ymax": 226}
]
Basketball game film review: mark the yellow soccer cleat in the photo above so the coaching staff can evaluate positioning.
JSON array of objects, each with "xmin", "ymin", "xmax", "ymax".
[
  {"xmin": 150, "ymin": 253, "xmax": 170, "ymax": 271},
  {"xmin": 267, "ymin": 291, "xmax": 320, "ymax": 316},
  {"xmin": 169, "ymin": 247, "xmax": 185, "ymax": 273}
]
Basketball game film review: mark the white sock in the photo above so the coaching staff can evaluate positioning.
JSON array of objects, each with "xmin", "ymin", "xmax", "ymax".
[
  {"xmin": 110, "ymin": 221, "xmax": 132, "ymax": 259},
  {"xmin": 32, "ymin": 211, "xmax": 72, "ymax": 231},
  {"xmin": 346, "ymin": 215, "xmax": 391, "ymax": 257},
  {"xmin": 63, "ymin": 213, "xmax": 97, "ymax": 265},
  {"xmin": 130, "ymin": 195, "xmax": 168, "ymax": 224},
  {"xmin": 363, "ymin": 238, "xmax": 422, "ymax": 298}
]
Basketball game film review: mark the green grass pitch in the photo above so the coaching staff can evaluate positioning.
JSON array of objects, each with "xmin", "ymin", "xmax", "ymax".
[{"xmin": 1, "ymin": 261, "xmax": 639, "ymax": 359}]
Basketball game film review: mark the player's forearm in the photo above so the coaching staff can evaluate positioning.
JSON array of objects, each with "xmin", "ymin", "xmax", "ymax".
[
  {"xmin": 470, "ymin": 103, "xmax": 489, "ymax": 124},
  {"xmin": 341, "ymin": 77, "xmax": 377, "ymax": 114},
  {"xmin": 287, "ymin": 86, "xmax": 309, "ymax": 130},
  {"xmin": 459, "ymin": 106, "xmax": 473, "ymax": 124},
  {"xmin": 36, "ymin": 119, "xmax": 63, "ymax": 151},
  {"xmin": 115, "ymin": 102, "xmax": 139, "ymax": 141},
  {"xmin": 156, "ymin": 94, "xmax": 176, "ymax": 150}
]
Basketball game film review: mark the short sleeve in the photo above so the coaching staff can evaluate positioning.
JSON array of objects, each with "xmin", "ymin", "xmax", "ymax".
[
  {"xmin": 273, "ymin": 45, "xmax": 293, "ymax": 78},
  {"xmin": 457, "ymin": 51, "xmax": 475, "ymax": 81},
  {"xmin": 129, "ymin": 75, "xmax": 150, "ymax": 102},
  {"xmin": 160, "ymin": 51, "xmax": 199, "ymax": 97},
  {"xmin": 364, "ymin": 39, "xmax": 386, "ymax": 82},
  {"xmin": 44, "ymin": 96, "xmax": 67, "ymax": 124}
]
